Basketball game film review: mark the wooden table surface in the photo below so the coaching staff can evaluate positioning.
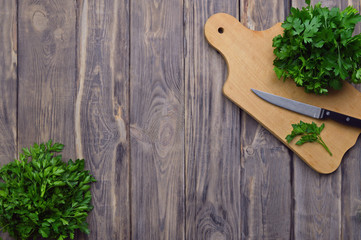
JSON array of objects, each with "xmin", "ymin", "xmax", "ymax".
[{"xmin": 1, "ymin": 0, "xmax": 361, "ymax": 239}]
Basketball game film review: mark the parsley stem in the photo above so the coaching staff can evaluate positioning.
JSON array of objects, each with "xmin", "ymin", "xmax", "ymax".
[{"xmin": 317, "ymin": 136, "xmax": 332, "ymax": 156}]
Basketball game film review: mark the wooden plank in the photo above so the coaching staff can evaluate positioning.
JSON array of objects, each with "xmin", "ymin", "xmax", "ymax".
[
  {"xmin": 291, "ymin": 1, "xmax": 342, "ymax": 239},
  {"xmin": 129, "ymin": 0, "xmax": 184, "ymax": 239},
  {"xmin": 341, "ymin": 143, "xmax": 361, "ymax": 240},
  {"xmin": 294, "ymin": 164, "xmax": 341, "ymax": 240},
  {"xmin": 0, "ymin": 1, "xmax": 17, "ymax": 239},
  {"xmin": 185, "ymin": 1, "xmax": 241, "ymax": 239},
  {"xmin": 18, "ymin": 0, "xmax": 76, "ymax": 160},
  {"xmin": 0, "ymin": 0, "xmax": 17, "ymax": 165},
  {"xmin": 17, "ymin": 0, "xmax": 96, "ymax": 239},
  {"xmin": 76, "ymin": 0, "xmax": 130, "ymax": 239},
  {"xmin": 340, "ymin": 1, "xmax": 361, "ymax": 239},
  {"xmin": 239, "ymin": 1, "xmax": 292, "ymax": 239}
]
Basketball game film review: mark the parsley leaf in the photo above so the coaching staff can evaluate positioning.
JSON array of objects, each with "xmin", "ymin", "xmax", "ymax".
[
  {"xmin": 0, "ymin": 140, "xmax": 96, "ymax": 239},
  {"xmin": 273, "ymin": 1, "xmax": 361, "ymax": 94},
  {"xmin": 286, "ymin": 121, "xmax": 332, "ymax": 156}
]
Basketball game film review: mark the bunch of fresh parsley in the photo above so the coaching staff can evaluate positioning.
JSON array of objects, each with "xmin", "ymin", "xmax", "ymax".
[
  {"xmin": 273, "ymin": 0, "xmax": 361, "ymax": 94},
  {"xmin": 0, "ymin": 140, "xmax": 96, "ymax": 240},
  {"xmin": 286, "ymin": 121, "xmax": 332, "ymax": 156}
]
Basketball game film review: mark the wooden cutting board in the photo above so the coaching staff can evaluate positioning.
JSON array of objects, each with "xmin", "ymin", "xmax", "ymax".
[{"xmin": 204, "ymin": 13, "xmax": 361, "ymax": 174}]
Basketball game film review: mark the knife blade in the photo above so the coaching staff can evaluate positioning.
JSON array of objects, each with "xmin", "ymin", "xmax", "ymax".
[{"xmin": 251, "ymin": 88, "xmax": 361, "ymax": 128}]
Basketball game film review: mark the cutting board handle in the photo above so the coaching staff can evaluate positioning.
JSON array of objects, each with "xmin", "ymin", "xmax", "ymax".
[{"xmin": 205, "ymin": 13, "xmax": 283, "ymax": 92}]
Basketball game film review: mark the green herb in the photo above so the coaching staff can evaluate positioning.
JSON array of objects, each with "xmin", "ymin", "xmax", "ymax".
[
  {"xmin": 0, "ymin": 140, "xmax": 96, "ymax": 240},
  {"xmin": 286, "ymin": 121, "xmax": 332, "ymax": 156},
  {"xmin": 273, "ymin": 0, "xmax": 361, "ymax": 94}
]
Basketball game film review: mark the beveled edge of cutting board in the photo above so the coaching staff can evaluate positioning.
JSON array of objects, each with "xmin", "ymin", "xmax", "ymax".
[{"xmin": 204, "ymin": 12, "xmax": 361, "ymax": 174}]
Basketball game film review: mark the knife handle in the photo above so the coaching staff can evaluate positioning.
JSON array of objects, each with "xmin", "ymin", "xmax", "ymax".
[{"xmin": 321, "ymin": 109, "xmax": 361, "ymax": 128}]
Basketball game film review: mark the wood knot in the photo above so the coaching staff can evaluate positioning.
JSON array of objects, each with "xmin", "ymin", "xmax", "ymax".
[
  {"xmin": 32, "ymin": 10, "xmax": 48, "ymax": 32},
  {"xmin": 54, "ymin": 28, "xmax": 64, "ymax": 41},
  {"xmin": 158, "ymin": 122, "xmax": 174, "ymax": 147},
  {"xmin": 245, "ymin": 147, "xmax": 254, "ymax": 155}
]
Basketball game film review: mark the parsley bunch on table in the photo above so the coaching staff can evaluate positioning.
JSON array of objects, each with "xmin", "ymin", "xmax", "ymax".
[
  {"xmin": 286, "ymin": 121, "xmax": 332, "ymax": 156},
  {"xmin": 0, "ymin": 140, "xmax": 96, "ymax": 240},
  {"xmin": 273, "ymin": 0, "xmax": 361, "ymax": 94}
]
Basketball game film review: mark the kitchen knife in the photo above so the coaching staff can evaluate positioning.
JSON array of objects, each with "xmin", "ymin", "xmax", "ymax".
[{"xmin": 251, "ymin": 88, "xmax": 361, "ymax": 128}]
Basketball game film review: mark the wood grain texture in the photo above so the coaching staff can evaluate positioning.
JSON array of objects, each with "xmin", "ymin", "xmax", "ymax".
[
  {"xmin": 0, "ymin": 1, "xmax": 17, "ymax": 239},
  {"xmin": 241, "ymin": 0, "xmax": 290, "ymax": 31},
  {"xmin": 291, "ymin": 1, "xmax": 342, "ymax": 239},
  {"xmin": 340, "ymin": 2, "xmax": 361, "ymax": 239},
  {"xmin": 294, "ymin": 163, "xmax": 341, "ymax": 239},
  {"xmin": 0, "ymin": 0, "xmax": 17, "ymax": 166},
  {"xmin": 341, "ymin": 140, "xmax": 361, "ymax": 240},
  {"xmin": 240, "ymin": 122, "xmax": 292, "ymax": 239},
  {"xmin": 185, "ymin": 1, "xmax": 241, "ymax": 239},
  {"xmin": 129, "ymin": 0, "xmax": 185, "ymax": 239},
  {"xmin": 18, "ymin": 0, "xmax": 77, "ymax": 160},
  {"xmin": 76, "ymin": 0, "xmax": 130, "ymax": 239},
  {"xmin": 239, "ymin": 1, "xmax": 292, "ymax": 239},
  {"xmin": 294, "ymin": 0, "xmax": 339, "ymax": 8}
]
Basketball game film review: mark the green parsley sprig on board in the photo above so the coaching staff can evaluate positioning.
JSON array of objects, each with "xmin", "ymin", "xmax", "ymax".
[
  {"xmin": 0, "ymin": 140, "xmax": 96, "ymax": 240},
  {"xmin": 273, "ymin": 0, "xmax": 361, "ymax": 94},
  {"xmin": 286, "ymin": 121, "xmax": 332, "ymax": 156}
]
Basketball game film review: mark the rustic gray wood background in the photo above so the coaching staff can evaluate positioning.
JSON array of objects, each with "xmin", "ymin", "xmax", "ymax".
[{"xmin": 1, "ymin": 0, "xmax": 361, "ymax": 239}]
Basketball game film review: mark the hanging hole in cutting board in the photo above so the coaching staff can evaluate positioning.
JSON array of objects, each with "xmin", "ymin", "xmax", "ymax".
[{"xmin": 218, "ymin": 27, "xmax": 224, "ymax": 34}]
